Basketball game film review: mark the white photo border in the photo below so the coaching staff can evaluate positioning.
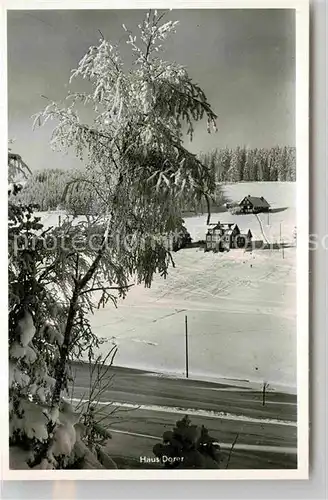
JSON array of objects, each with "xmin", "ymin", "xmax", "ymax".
[{"xmin": 0, "ymin": 0, "xmax": 309, "ymax": 482}]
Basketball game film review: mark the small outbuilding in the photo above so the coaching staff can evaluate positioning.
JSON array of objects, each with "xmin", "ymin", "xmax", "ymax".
[
  {"xmin": 205, "ymin": 222, "xmax": 252, "ymax": 252},
  {"xmin": 239, "ymin": 195, "xmax": 270, "ymax": 214}
]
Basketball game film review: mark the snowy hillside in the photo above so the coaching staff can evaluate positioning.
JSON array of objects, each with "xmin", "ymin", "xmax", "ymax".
[
  {"xmin": 37, "ymin": 182, "xmax": 297, "ymax": 393},
  {"xmin": 184, "ymin": 182, "xmax": 296, "ymax": 244}
]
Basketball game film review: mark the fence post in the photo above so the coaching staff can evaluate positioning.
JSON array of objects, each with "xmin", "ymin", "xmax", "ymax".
[{"xmin": 185, "ymin": 315, "xmax": 189, "ymax": 379}]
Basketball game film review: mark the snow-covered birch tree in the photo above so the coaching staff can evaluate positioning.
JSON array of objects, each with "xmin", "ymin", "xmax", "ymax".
[{"xmin": 22, "ymin": 10, "xmax": 218, "ymax": 467}]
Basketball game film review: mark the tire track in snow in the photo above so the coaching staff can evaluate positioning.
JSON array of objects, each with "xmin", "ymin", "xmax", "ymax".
[{"xmin": 69, "ymin": 398, "xmax": 296, "ymax": 427}]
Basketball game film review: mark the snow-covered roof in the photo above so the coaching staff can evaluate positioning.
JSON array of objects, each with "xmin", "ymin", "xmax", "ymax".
[
  {"xmin": 239, "ymin": 196, "xmax": 270, "ymax": 208},
  {"xmin": 207, "ymin": 222, "xmax": 240, "ymax": 235},
  {"xmin": 220, "ymin": 222, "xmax": 238, "ymax": 230}
]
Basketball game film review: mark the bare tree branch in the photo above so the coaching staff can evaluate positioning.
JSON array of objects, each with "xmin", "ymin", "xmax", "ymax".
[
  {"xmin": 80, "ymin": 283, "xmax": 134, "ymax": 295},
  {"xmin": 225, "ymin": 433, "xmax": 239, "ymax": 469}
]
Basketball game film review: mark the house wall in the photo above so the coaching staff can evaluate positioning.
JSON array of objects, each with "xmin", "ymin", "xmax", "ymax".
[
  {"xmin": 240, "ymin": 199, "xmax": 253, "ymax": 213},
  {"xmin": 240, "ymin": 200, "xmax": 269, "ymax": 214},
  {"xmin": 205, "ymin": 236, "xmax": 223, "ymax": 252},
  {"xmin": 206, "ymin": 227, "xmax": 240, "ymax": 251}
]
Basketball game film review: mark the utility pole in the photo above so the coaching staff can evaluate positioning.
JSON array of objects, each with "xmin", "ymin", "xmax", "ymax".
[
  {"xmin": 185, "ymin": 315, "xmax": 189, "ymax": 379},
  {"xmin": 262, "ymin": 381, "xmax": 268, "ymax": 406}
]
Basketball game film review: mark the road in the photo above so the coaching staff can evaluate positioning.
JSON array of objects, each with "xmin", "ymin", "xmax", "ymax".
[{"xmin": 68, "ymin": 362, "xmax": 297, "ymax": 470}]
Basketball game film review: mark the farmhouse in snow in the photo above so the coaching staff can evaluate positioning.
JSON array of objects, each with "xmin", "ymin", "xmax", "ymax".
[
  {"xmin": 205, "ymin": 222, "xmax": 252, "ymax": 252},
  {"xmin": 238, "ymin": 195, "xmax": 270, "ymax": 214}
]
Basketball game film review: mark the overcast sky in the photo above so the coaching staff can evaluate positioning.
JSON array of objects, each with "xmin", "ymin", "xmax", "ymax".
[{"xmin": 8, "ymin": 9, "xmax": 295, "ymax": 172}]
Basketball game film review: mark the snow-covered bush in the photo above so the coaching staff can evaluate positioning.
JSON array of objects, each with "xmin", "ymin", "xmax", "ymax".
[
  {"xmin": 8, "ymin": 307, "xmax": 62, "ymax": 468},
  {"xmin": 153, "ymin": 415, "xmax": 221, "ymax": 469}
]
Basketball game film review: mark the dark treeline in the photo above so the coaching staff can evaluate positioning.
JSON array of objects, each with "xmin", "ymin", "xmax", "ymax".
[
  {"xmin": 199, "ymin": 146, "xmax": 296, "ymax": 183},
  {"xmin": 15, "ymin": 146, "xmax": 296, "ymax": 216}
]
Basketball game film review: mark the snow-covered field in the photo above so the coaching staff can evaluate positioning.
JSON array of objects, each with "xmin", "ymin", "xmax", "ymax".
[{"xmin": 38, "ymin": 182, "xmax": 297, "ymax": 393}]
